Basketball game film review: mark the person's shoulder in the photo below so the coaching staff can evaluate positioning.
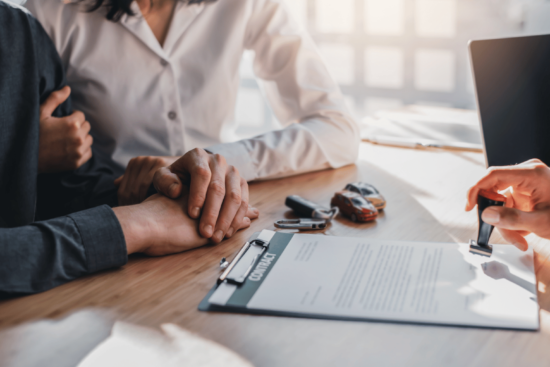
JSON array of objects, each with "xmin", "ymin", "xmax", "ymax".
[
  {"xmin": 26, "ymin": 0, "xmax": 95, "ymax": 28},
  {"xmin": 0, "ymin": 0, "xmax": 31, "ymax": 17},
  {"xmin": 25, "ymin": 0, "xmax": 66, "ymax": 17},
  {"xmin": 0, "ymin": 0, "xmax": 44, "ymax": 31}
]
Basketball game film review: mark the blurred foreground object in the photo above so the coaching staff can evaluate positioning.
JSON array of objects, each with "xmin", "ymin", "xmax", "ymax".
[{"xmin": 78, "ymin": 322, "xmax": 252, "ymax": 367}]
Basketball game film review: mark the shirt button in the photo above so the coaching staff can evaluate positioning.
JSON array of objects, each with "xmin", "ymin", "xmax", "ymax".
[
  {"xmin": 168, "ymin": 111, "xmax": 177, "ymax": 120},
  {"xmin": 160, "ymin": 59, "xmax": 168, "ymax": 67}
]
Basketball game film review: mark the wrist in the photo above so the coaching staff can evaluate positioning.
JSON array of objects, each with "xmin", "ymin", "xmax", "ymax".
[{"xmin": 113, "ymin": 204, "xmax": 159, "ymax": 254}]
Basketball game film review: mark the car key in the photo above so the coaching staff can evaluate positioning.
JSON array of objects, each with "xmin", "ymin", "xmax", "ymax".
[
  {"xmin": 274, "ymin": 218, "xmax": 329, "ymax": 230},
  {"xmin": 285, "ymin": 195, "xmax": 338, "ymax": 220}
]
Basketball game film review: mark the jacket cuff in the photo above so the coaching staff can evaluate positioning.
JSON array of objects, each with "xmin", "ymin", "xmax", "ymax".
[
  {"xmin": 206, "ymin": 141, "xmax": 257, "ymax": 181},
  {"xmin": 69, "ymin": 205, "xmax": 128, "ymax": 273}
]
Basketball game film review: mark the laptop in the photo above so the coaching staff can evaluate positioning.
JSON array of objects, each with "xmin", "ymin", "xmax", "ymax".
[{"xmin": 469, "ymin": 34, "xmax": 550, "ymax": 167}]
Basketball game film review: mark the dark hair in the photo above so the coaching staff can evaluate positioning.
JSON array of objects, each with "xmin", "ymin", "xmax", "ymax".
[{"xmin": 83, "ymin": 0, "xmax": 212, "ymax": 22}]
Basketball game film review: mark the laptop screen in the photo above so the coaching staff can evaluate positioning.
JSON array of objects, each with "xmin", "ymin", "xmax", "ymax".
[{"xmin": 470, "ymin": 34, "xmax": 550, "ymax": 167}]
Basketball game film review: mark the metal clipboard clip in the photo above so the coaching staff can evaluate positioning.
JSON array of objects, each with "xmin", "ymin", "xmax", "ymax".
[
  {"xmin": 274, "ymin": 218, "xmax": 328, "ymax": 230},
  {"xmin": 217, "ymin": 231, "xmax": 274, "ymax": 285}
]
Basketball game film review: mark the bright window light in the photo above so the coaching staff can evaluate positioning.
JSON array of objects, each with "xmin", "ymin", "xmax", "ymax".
[
  {"xmin": 235, "ymin": 88, "xmax": 265, "ymax": 127},
  {"xmin": 415, "ymin": 0, "xmax": 457, "ymax": 38},
  {"xmin": 365, "ymin": 47, "xmax": 404, "ymax": 89},
  {"xmin": 316, "ymin": 0, "xmax": 355, "ymax": 34},
  {"xmin": 285, "ymin": 0, "xmax": 308, "ymax": 28},
  {"xmin": 415, "ymin": 49, "xmax": 456, "ymax": 92},
  {"xmin": 239, "ymin": 50, "xmax": 255, "ymax": 80},
  {"xmin": 365, "ymin": 0, "xmax": 405, "ymax": 36},
  {"xmin": 318, "ymin": 43, "xmax": 355, "ymax": 85},
  {"xmin": 344, "ymin": 95, "xmax": 363, "ymax": 119}
]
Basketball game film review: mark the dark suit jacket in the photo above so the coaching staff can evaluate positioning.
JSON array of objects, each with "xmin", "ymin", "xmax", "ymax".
[{"xmin": 0, "ymin": 2, "xmax": 127, "ymax": 295}]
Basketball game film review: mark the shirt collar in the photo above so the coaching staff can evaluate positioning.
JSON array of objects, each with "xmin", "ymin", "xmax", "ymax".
[
  {"xmin": 120, "ymin": 1, "xmax": 206, "ymax": 59},
  {"xmin": 58, "ymin": 0, "xmax": 206, "ymax": 59},
  {"xmin": 162, "ymin": 1, "xmax": 205, "ymax": 55}
]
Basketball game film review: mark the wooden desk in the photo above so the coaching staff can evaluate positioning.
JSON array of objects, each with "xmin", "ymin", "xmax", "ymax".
[{"xmin": 2, "ymin": 143, "xmax": 550, "ymax": 367}]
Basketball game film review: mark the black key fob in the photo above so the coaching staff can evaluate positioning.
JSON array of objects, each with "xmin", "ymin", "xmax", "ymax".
[{"xmin": 285, "ymin": 195, "xmax": 330, "ymax": 218}]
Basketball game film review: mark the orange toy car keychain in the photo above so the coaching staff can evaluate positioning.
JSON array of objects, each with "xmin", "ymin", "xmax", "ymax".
[
  {"xmin": 330, "ymin": 191, "xmax": 378, "ymax": 222},
  {"xmin": 344, "ymin": 182, "xmax": 387, "ymax": 210},
  {"xmin": 469, "ymin": 189, "xmax": 506, "ymax": 257}
]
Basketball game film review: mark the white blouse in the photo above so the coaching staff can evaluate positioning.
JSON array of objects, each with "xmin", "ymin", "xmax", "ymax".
[{"xmin": 26, "ymin": 0, "xmax": 359, "ymax": 181}]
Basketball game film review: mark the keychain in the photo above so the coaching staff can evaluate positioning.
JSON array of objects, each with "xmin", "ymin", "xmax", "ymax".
[
  {"xmin": 284, "ymin": 195, "xmax": 338, "ymax": 220},
  {"xmin": 274, "ymin": 218, "xmax": 329, "ymax": 230},
  {"xmin": 274, "ymin": 195, "xmax": 338, "ymax": 230}
]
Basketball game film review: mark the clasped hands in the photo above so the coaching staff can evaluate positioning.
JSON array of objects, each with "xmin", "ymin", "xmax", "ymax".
[
  {"xmin": 114, "ymin": 149, "xmax": 260, "ymax": 244},
  {"xmin": 38, "ymin": 87, "xmax": 259, "ymax": 256},
  {"xmin": 466, "ymin": 159, "xmax": 550, "ymax": 251},
  {"xmin": 112, "ymin": 149, "xmax": 259, "ymax": 256}
]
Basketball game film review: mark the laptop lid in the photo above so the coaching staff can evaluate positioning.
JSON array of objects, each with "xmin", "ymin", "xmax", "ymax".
[{"xmin": 469, "ymin": 34, "xmax": 550, "ymax": 167}]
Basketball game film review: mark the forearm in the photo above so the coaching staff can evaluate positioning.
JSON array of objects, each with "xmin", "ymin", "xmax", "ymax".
[
  {"xmin": 208, "ymin": 113, "xmax": 360, "ymax": 181},
  {"xmin": 225, "ymin": 0, "xmax": 359, "ymax": 181},
  {"xmin": 0, "ymin": 206, "xmax": 126, "ymax": 294}
]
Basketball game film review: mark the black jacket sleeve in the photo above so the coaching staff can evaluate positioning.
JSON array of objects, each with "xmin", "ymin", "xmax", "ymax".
[
  {"xmin": 0, "ymin": 3, "xmax": 127, "ymax": 295},
  {"xmin": 0, "ymin": 206, "xmax": 127, "ymax": 294},
  {"xmin": 27, "ymin": 3, "xmax": 123, "ymax": 221}
]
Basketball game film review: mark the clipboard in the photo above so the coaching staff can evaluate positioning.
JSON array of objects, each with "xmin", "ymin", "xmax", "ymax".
[
  {"xmin": 199, "ymin": 230, "xmax": 539, "ymax": 331},
  {"xmin": 199, "ymin": 230, "xmax": 285, "ymax": 314}
]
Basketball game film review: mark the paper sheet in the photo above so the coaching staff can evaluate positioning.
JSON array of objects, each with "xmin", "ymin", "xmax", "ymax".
[
  {"xmin": 360, "ymin": 105, "xmax": 483, "ymax": 149},
  {"xmin": 210, "ymin": 233, "xmax": 539, "ymax": 330}
]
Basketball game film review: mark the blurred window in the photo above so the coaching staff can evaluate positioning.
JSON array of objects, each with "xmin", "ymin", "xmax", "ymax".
[
  {"xmin": 10, "ymin": 0, "xmax": 547, "ymax": 138},
  {"xmin": 235, "ymin": 0, "xmax": 550, "ymax": 139}
]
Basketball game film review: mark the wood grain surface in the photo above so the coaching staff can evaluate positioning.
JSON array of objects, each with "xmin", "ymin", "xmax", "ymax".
[{"xmin": 2, "ymin": 142, "xmax": 550, "ymax": 367}]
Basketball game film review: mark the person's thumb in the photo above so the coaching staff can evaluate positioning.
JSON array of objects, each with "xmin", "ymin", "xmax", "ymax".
[
  {"xmin": 482, "ymin": 206, "xmax": 544, "ymax": 234},
  {"xmin": 114, "ymin": 175, "xmax": 123, "ymax": 186},
  {"xmin": 40, "ymin": 86, "xmax": 71, "ymax": 119},
  {"xmin": 153, "ymin": 166, "xmax": 183, "ymax": 199}
]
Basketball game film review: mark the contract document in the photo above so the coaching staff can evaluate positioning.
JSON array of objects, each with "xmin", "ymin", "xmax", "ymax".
[{"xmin": 201, "ymin": 231, "xmax": 539, "ymax": 330}]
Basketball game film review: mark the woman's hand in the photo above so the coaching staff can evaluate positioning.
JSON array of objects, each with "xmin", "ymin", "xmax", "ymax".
[
  {"xmin": 152, "ymin": 148, "xmax": 259, "ymax": 244},
  {"xmin": 38, "ymin": 86, "xmax": 93, "ymax": 173},
  {"xmin": 115, "ymin": 156, "xmax": 179, "ymax": 206},
  {"xmin": 465, "ymin": 159, "xmax": 550, "ymax": 251}
]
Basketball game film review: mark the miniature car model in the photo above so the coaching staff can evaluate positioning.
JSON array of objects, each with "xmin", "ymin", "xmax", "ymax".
[
  {"xmin": 344, "ymin": 182, "xmax": 386, "ymax": 210},
  {"xmin": 330, "ymin": 191, "xmax": 378, "ymax": 222}
]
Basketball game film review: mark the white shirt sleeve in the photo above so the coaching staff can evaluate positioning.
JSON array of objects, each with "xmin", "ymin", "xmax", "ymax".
[{"xmin": 207, "ymin": 0, "xmax": 360, "ymax": 182}]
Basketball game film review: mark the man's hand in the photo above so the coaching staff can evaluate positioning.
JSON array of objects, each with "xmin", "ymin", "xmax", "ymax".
[
  {"xmin": 115, "ymin": 156, "xmax": 179, "ymax": 206},
  {"xmin": 152, "ymin": 148, "xmax": 259, "ymax": 243},
  {"xmin": 38, "ymin": 86, "xmax": 93, "ymax": 173},
  {"xmin": 465, "ymin": 159, "xmax": 550, "ymax": 251},
  {"xmin": 113, "ymin": 192, "xmax": 254, "ymax": 256}
]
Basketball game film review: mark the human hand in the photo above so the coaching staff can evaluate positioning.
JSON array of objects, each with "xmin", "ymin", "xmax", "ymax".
[
  {"xmin": 152, "ymin": 148, "xmax": 260, "ymax": 243},
  {"xmin": 113, "ymin": 192, "xmax": 254, "ymax": 256},
  {"xmin": 115, "ymin": 156, "xmax": 179, "ymax": 205},
  {"xmin": 465, "ymin": 159, "xmax": 550, "ymax": 251},
  {"xmin": 38, "ymin": 86, "xmax": 93, "ymax": 173}
]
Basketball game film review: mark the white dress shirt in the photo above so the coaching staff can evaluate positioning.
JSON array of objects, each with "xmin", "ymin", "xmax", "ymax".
[{"xmin": 26, "ymin": 0, "xmax": 359, "ymax": 181}]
